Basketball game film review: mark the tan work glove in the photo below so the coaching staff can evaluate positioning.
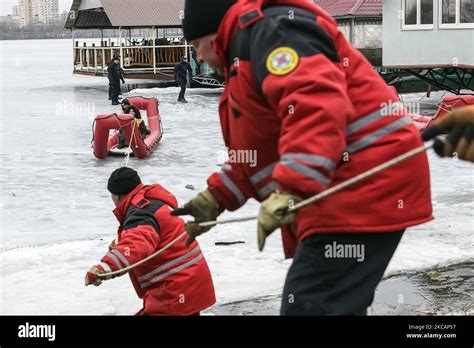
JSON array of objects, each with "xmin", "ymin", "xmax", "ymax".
[
  {"xmin": 171, "ymin": 189, "xmax": 222, "ymax": 246},
  {"xmin": 257, "ymin": 192, "xmax": 302, "ymax": 251},
  {"xmin": 422, "ymin": 105, "xmax": 474, "ymax": 162},
  {"xmin": 85, "ymin": 265, "xmax": 110, "ymax": 287}
]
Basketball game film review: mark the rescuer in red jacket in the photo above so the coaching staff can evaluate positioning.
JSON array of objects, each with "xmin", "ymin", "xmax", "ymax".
[
  {"xmin": 85, "ymin": 167, "xmax": 216, "ymax": 316},
  {"xmin": 172, "ymin": 0, "xmax": 434, "ymax": 315}
]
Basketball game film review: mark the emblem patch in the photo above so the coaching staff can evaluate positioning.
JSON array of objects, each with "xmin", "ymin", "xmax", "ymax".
[{"xmin": 266, "ymin": 47, "xmax": 300, "ymax": 76}]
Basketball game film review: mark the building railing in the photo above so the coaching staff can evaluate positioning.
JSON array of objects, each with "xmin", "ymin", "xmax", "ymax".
[{"xmin": 73, "ymin": 41, "xmax": 191, "ymax": 76}]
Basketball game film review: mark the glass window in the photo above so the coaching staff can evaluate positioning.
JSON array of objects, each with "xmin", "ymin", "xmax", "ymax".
[
  {"xmin": 442, "ymin": 0, "xmax": 457, "ymax": 23},
  {"xmin": 405, "ymin": 0, "xmax": 418, "ymax": 24},
  {"xmin": 420, "ymin": 0, "xmax": 434, "ymax": 23},
  {"xmin": 460, "ymin": 0, "xmax": 474, "ymax": 23}
]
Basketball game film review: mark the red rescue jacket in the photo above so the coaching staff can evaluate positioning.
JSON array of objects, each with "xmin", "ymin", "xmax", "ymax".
[
  {"xmin": 206, "ymin": 0, "xmax": 433, "ymax": 258},
  {"xmin": 100, "ymin": 183, "xmax": 216, "ymax": 315}
]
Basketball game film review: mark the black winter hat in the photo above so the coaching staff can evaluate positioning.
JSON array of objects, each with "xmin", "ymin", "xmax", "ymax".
[
  {"xmin": 121, "ymin": 98, "xmax": 131, "ymax": 108},
  {"xmin": 108, "ymin": 167, "xmax": 141, "ymax": 195},
  {"xmin": 182, "ymin": 0, "xmax": 237, "ymax": 41}
]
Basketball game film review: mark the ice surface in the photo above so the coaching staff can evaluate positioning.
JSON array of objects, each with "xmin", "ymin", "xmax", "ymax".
[{"xmin": 0, "ymin": 40, "xmax": 472, "ymax": 314}]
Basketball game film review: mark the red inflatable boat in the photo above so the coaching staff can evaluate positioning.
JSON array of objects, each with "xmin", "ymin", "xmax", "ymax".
[
  {"xmin": 93, "ymin": 97, "xmax": 164, "ymax": 159},
  {"xmin": 408, "ymin": 95, "xmax": 474, "ymax": 132}
]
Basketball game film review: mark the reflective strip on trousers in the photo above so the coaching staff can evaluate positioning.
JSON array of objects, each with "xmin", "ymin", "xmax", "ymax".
[
  {"xmin": 137, "ymin": 246, "xmax": 201, "ymax": 282},
  {"xmin": 218, "ymin": 172, "xmax": 246, "ymax": 205},
  {"xmin": 140, "ymin": 253, "xmax": 204, "ymax": 289}
]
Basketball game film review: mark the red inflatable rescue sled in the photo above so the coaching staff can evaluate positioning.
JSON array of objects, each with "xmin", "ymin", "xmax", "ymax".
[
  {"xmin": 93, "ymin": 97, "xmax": 164, "ymax": 159},
  {"xmin": 409, "ymin": 95, "xmax": 474, "ymax": 132}
]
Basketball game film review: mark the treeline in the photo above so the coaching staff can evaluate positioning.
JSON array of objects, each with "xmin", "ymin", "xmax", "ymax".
[{"xmin": 0, "ymin": 23, "xmax": 102, "ymax": 40}]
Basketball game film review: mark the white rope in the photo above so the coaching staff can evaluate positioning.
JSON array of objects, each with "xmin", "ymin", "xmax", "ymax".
[
  {"xmin": 98, "ymin": 144, "xmax": 432, "ymax": 278},
  {"xmin": 98, "ymin": 232, "xmax": 188, "ymax": 278},
  {"xmin": 124, "ymin": 119, "xmax": 137, "ymax": 168}
]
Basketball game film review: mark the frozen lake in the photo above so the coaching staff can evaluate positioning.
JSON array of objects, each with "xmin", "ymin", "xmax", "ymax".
[{"xmin": 0, "ymin": 39, "xmax": 472, "ymax": 315}]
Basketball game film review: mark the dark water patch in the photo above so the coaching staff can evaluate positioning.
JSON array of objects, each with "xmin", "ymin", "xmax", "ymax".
[{"xmin": 208, "ymin": 262, "xmax": 474, "ymax": 315}]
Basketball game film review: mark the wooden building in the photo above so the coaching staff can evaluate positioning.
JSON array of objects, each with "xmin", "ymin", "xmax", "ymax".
[{"xmin": 64, "ymin": 0, "xmax": 205, "ymax": 81}]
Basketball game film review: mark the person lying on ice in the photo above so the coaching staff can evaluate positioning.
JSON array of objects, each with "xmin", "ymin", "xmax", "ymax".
[
  {"xmin": 115, "ymin": 99, "xmax": 132, "ymax": 149},
  {"xmin": 115, "ymin": 100, "xmax": 150, "ymax": 149},
  {"xmin": 172, "ymin": 0, "xmax": 434, "ymax": 316},
  {"xmin": 124, "ymin": 105, "xmax": 151, "ymax": 139},
  {"xmin": 85, "ymin": 167, "xmax": 216, "ymax": 316}
]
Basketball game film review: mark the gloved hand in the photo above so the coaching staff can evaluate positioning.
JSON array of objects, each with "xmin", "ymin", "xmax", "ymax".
[
  {"xmin": 422, "ymin": 105, "xmax": 474, "ymax": 162},
  {"xmin": 85, "ymin": 265, "xmax": 110, "ymax": 287},
  {"xmin": 108, "ymin": 239, "xmax": 116, "ymax": 251},
  {"xmin": 257, "ymin": 192, "xmax": 302, "ymax": 251},
  {"xmin": 171, "ymin": 189, "xmax": 222, "ymax": 246}
]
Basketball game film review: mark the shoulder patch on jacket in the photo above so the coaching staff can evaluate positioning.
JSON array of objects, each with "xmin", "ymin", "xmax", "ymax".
[
  {"xmin": 266, "ymin": 47, "xmax": 300, "ymax": 76},
  {"xmin": 123, "ymin": 199, "xmax": 164, "ymax": 234},
  {"xmin": 248, "ymin": 6, "xmax": 340, "ymax": 89}
]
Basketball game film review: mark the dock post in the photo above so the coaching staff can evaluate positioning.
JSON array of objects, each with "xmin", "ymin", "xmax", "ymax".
[
  {"xmin": 153, "ymin": 26, "xmax": 157, "ymax": 75},
  {"xmin": 72, "ymin": 30, "xmax": 75, "ymax": 72},
  {"xmin": 93, "ymin": 43, "xmax": 97, "ymax": 74},
  {"xmin": 85, "ymin": 42, "xmax": 90, "ymax": 72},
  {"xmin": 79, "ymin": 43, "xmax": 84, "ymax": 71},
  {"xmin": 119, "ymin": 27, "xmax": 124, "ymax": 67},
  {"xmin": 102, "ymin": 30, "xmax": 106, "ymax": 75}
]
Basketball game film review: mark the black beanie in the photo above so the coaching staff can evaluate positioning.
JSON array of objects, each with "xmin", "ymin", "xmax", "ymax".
[
  {"xmin": 121, "ymin": 98, "xmax": 130, "ymax": 109},
  {"xmin": 108, "ymin": 167, "xmax": 141, "ymax": 195},
  {"xmin": 182, "ymin": 0, "xmax": 237, "ymax": 41}
]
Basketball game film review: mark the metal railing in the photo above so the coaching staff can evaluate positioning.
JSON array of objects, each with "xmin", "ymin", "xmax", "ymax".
[{"xmin": 73, "ymin": 42, "xmax": 191, "ymax": 75}]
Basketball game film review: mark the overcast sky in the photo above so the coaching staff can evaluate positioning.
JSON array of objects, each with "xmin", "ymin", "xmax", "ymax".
[{"xmin": 0, "ymin": 0, "xmax": 73, "ymax": 16}]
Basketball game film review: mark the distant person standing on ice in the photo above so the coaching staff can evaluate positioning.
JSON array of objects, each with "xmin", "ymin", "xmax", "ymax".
[
  {"xmin": 174, "ymin": 56, "xmax": 193, "ymax": 103},
  {"xmin": 85, "ymin": 168, "xmax": 216, "ymax": 316},
  {"xmin": 172, "ymin": 0, "xmax": 433, "ymax": 315},
  {"xmin": 108, "ymin": 56, "xmax": 125, "ymax": 105},
  {"xmin": 108, "ymin": 55, "xmax": 124, "ymax": 101}
]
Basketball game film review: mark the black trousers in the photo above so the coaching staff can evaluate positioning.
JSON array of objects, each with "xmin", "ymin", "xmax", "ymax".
[
  {"xmin": 178, "ymin": 80, "xmax": 186, "ymax": 100},
  {"xmin": 109, "ymin": 82, "xmax": 121, "ymax": 99},
  {"xmin": 110, "ymin": 81, "xmax": 121, "ymax": 103},
  {"xmin": 281, "ymin": 230, "xmax": 404, "ymax": 315}
]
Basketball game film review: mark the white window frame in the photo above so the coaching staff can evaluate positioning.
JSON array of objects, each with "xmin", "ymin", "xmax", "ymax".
[
  {"xmin": 439, "ymin": 0, "xmax": 474, "ymax": 29},
  {"xmin": 402, "ymin": 0, "xmax": 435, "ymax": 30}
]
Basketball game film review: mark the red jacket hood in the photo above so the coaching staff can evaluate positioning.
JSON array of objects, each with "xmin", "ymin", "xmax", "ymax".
[{"xmin": 113, "ymin": 183, "xmax": 178, "ymax": 224}]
